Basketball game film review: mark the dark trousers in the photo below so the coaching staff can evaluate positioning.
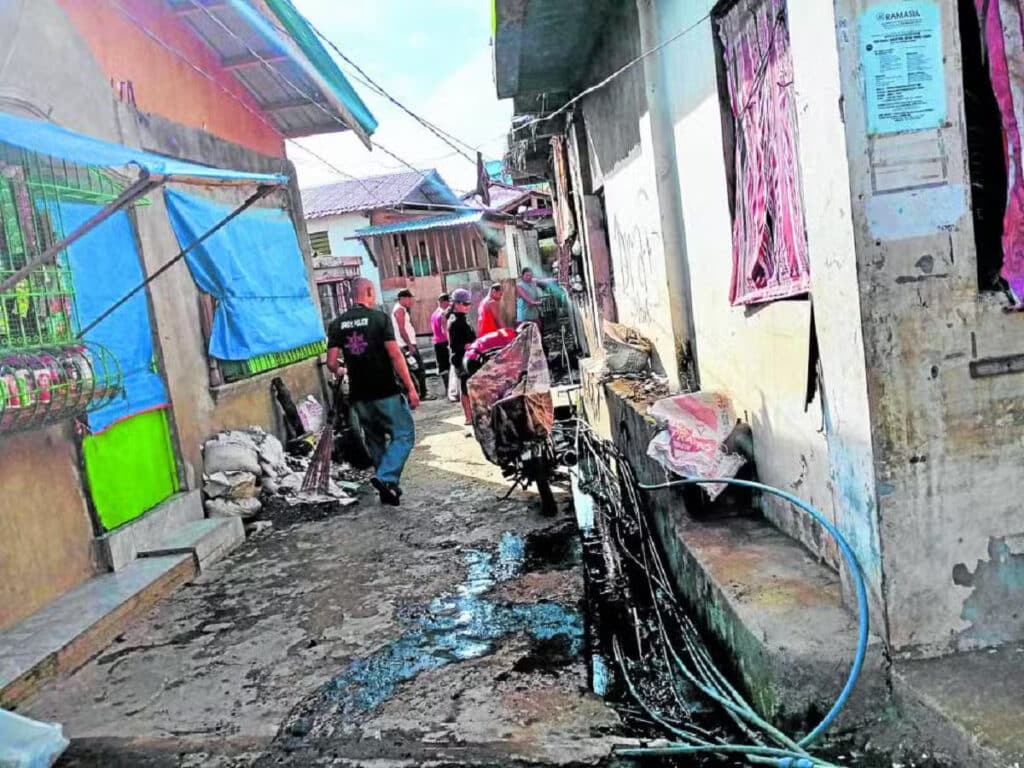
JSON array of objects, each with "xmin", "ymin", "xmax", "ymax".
[
  {"xmin": 408, "ymin": 348, "xmax": 428, "ymax": 398},
  {"xmin": 434, "ymin": 342, "xmax": 451, "ymax": 391},
  {"xmin": 351, "ymin": 395, "xmax": 415, "ymax": 484}
]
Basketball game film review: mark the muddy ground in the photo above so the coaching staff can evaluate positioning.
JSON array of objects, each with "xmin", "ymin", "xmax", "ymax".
[{"xmin": 21, "ymin": 400, "xmax": 622, "ymax": 767}]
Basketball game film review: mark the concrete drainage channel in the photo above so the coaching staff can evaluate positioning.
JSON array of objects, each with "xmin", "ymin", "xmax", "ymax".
[{"xmin": 247, "ymin": 427, "xmax": 950, "ymax": 768}]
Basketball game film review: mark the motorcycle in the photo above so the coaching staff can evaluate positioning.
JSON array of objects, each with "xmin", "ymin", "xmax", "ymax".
[{"xmin": 465, "ymin": 324, "xmax": 561, "ymax": 516}]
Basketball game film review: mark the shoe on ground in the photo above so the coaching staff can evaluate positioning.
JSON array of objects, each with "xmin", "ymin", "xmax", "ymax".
[{"xmin": 370, "ymin": 477, "xmax": 401, "ymax": 506}]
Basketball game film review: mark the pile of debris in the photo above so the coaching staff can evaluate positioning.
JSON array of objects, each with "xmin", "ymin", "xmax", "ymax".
[{"xmin": 202, "ymin": 427, "xmax": 358, "ymax": 524}]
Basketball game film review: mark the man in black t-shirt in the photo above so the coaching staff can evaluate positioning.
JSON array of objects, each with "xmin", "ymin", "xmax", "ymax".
[{"xmin": 326, "ymin": 278, "xmax": 420, "ymax": 506}]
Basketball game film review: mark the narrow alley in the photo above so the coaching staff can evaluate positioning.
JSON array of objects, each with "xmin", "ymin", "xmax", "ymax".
[{"xmin": 25, "ymin": 402, "xmax": 621, "ymax": 768}]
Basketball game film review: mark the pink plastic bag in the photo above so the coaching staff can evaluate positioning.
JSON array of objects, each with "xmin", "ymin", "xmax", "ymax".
[{"xmin": 646, "ymin": 391, "xmax": 745, "ymax": 500}]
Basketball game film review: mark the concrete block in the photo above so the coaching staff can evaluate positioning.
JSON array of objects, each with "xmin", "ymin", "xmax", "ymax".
[
  {"xmin": 95, "ymin": 491, "xmax": 203, "ymax": 572},
  {"xmin": 139, "ymin": 517, "xmax": 244, "ymax": 571},
  {"xmin": 0, "ymin": 555, "xmax": 196, "ymax": 707},
  {"xmin": 602, "ymin": 383, "xmax": 888, "ymax": 734}
]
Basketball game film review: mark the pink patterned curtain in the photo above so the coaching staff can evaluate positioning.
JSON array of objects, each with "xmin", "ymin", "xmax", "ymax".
[
  {"xmin": 719, "ymin": 0, "xmax": 810, "ymax": 305},
  {"xmin": 977, "ymin": 0, "xmax": 1024, "ymax": 303}
]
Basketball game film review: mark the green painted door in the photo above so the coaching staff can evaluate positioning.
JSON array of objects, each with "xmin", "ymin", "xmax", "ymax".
[{"xmin": 83, "ymin": 409, "xmax": 179, "ymax": 531}]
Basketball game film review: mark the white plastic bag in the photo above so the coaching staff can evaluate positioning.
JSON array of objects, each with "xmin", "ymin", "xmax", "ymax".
[
  {"xmin": 0, "ymin": 709, "xmax": 69, "ymax": 768},
  {"xmin": 296, "ymin": 395, "xmax": 324, "ymax": 433},
  {"xmin": 646, "ymin": 391, "xmax": 745, "ymax": 500}
]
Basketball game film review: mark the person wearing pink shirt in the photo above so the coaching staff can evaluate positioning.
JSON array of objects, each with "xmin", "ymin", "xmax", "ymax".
[{"xmin": 430, "ymin": 293, "xmax": 451, "ymax": 396}]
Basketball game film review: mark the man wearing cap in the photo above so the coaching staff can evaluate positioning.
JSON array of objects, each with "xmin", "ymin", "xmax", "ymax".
[
  {"xmin": 477, "ymin": 283, "xmax": 506, "ymax": 337},
  {"xmin": 447, "ymin": 288, "xmax": 477, "ymax": 425},
  {"xmin": 391, "ymin": 288, "xmax": 429, "ymax": 400}
]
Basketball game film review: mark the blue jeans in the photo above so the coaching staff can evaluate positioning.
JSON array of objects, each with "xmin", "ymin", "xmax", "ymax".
[{"xmin": 351, "ymin": 395, "xmax": 415, "ymax": 485}]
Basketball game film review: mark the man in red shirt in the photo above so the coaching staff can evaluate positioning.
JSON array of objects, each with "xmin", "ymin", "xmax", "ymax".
[{"xmin": 477, "ymin": 283, "xmax": 506, "ymax": 337}]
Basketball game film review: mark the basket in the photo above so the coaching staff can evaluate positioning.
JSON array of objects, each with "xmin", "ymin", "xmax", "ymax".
[{"xmin": 602, "ymin": 321, "xmax": 652, "ymax": 374}]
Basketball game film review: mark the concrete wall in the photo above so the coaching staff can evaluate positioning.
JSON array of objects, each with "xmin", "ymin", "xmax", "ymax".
[
  {"xmin": 580, "ymin": 1, "xmax": 681, "ymax": 389},
  {"xmin": 835, "ymin": 0, "xmax": 1024, "ymax": 654},
  {"xmin": 635, "ymin": 0, "xmax": 883, "ymax": 607},
  {"xmin": 309, "ymin": 211, "xmax": 380, "ymax": 294},
  {"xmin": 56, "ymin": 0, "xmax": 285, "ymax": 157}
]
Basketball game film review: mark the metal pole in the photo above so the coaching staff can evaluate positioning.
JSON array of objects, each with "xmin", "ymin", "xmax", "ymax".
[{"xmin": 0, "ymin": 171, "xmax": 164, "ymax": 294}]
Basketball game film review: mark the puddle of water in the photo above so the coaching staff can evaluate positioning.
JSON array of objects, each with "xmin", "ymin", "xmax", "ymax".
[{"xmin": 325, "ymin": 530, "xmax": 583, "ymax": 716}]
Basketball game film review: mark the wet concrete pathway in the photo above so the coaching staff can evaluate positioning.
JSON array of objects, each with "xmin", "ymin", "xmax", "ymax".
[{"xmin": 23, "ymin": 400, "xmax": 620, "ymax": 767}]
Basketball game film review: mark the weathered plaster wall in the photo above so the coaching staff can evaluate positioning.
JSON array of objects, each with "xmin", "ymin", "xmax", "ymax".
[
  {"xmin": 835, "ymin": 0, "xmax": 1024, "ymax": 653},
  {"xmin": 0, "ymin": 426, "xmax": 97, "ymax": 630},
  {"xmin": 580, "ymin": 1, "xmax": 680, "ymax": 389},
  {"xmin": 652, "ymin": 0, "xmax": 881, "ymax": 607},
  {"xmin": 56, "ymin": 0, "xmax": 285, "ymax": 157}
]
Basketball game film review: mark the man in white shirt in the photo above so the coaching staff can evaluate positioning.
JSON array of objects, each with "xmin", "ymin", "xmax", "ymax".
[{"xmin": 391, "ymin": 288, "xmax": 429, "ymax": 399}]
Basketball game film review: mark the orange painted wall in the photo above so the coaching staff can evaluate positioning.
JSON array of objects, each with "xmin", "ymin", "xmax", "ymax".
[{"xmin": 57, "ymin": 0, "xmax": 284, "ymax": 157}]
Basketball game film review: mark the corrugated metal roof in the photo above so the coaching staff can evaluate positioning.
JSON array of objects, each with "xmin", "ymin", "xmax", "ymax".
[
  {"xmin": 351, "ymin": 211, "xmax": 485, "ymax": 238},
  {"xmin": 301, "ymin": 169, "xmax": 464, "ymax": 219},
  {"xmin": 164, "ymin": 0, "xmax": 375, "ymax": 144}
]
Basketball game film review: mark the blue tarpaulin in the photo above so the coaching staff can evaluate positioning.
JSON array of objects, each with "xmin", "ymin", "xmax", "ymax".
[
  {"xmin": 164, "ymin": 188, "xmax": 324, "ymax": 361},
  {"xmin": 59, "ymin": 203, "xmax": 169, "ymax": 433},
  {"xmin": 0, "ymin": 112, "xmax": 286, "ymax": 186}
]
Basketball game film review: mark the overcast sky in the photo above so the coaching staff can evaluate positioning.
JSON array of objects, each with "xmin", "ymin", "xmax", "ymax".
[{"xmin": 287, "ymin": 0, "xmax": 512, "ymax": 194}]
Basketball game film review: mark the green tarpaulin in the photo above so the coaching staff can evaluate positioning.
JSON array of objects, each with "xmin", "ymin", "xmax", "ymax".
[{"xmin": 83, "ymin": 409, "xmax": 179, "ymax": 531}]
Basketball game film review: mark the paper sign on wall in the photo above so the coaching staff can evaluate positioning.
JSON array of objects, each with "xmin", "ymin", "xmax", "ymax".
[{"xmin": 860, "ymin": 1, "xmax": 946, "ymax": 134}]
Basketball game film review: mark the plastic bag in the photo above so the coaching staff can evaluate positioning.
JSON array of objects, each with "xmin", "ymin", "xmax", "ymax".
[
  {"xmin": 646, "ymin": 391, "xmax": 745, "ymax": 500},
  {"xmin": 296, "ymin": 395, "xmax": 324, "ymax": 433},
  {"xmin": 447, "ymin": 367, "xmax": 460, "ymax": 402},
  {"xmin": 0, "ymin": 709, "xmax": 69, "ymax": 768},
  {"xmin": 602, "ymin": 320, "xmax": 652, "ymax": 374}
]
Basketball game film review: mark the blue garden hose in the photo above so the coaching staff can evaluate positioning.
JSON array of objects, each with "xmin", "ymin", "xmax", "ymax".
[{"xmin": 628, "ymin": 476, "xmax": 871, "ymax": 765}]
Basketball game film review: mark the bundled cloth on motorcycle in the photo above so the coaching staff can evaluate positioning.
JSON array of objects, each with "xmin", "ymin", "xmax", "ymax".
[{"xmin": 466, "ymin": 323, "xmax": 553, "ymax": 466}]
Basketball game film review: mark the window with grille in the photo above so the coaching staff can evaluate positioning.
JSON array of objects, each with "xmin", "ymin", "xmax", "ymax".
[
  {"xmin": 0, "ymin": 145, "xmax": 124, "ymax": 432},
  {"xmin": 714, "ymin": 0, "xmax": 810, "ymax": 305},
  {"xmin": 309, "ymin": 230, "xmax": 331, "ymax": 256}
]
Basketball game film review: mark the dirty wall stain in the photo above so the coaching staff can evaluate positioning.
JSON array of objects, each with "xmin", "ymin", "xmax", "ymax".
[{"xmin": 952, "ymin": 536, "xmax": 1024, "ymax": 648}]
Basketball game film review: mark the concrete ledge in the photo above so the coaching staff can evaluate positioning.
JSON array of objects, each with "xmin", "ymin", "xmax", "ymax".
[
  {"xmin": 140, "ymin": 516, "xmax": 244, "ymax": 570},
  {"xmin": 95, "ymin": 491, "xmax": 204, "ymax": 571},
  {"xmin": 889, "ymin": 644, "xmax": 1024, "ymax": 768},
  {"xmin": 599, "ymin": 379, "xmax": 888, "ymax": 734},
  {"xmin": 0, "ymin": 555, "xmax": 196, "ymax": 707}
]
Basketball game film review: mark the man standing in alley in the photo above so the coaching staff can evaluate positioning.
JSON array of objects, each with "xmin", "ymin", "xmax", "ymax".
[
  {"xmin": 477, "ymin": 282, "xmax": 506, "ymax": 336},
  {"xmin": 327, "ymin": 278, "xmax": 420, "ymax": 507},
  {"xmin": 391, "ymin": 288, "xmax": 430, "ymax": 400},
  {"xmin": 430, "ymin": 292, "xmax": 451, "ymax": 398}
]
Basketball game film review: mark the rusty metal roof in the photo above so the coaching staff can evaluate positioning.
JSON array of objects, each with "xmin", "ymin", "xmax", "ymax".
[
  {"xmin": 301, "ymin": 170, "xmax": 464, "ymax": 219},
  {"xmin": 165, "ymin": 0, "xmax": 376, "ymax": 145}
]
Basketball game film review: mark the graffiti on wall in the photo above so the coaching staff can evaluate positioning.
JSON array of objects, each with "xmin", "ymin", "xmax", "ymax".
[{"xmin": 611, "ymin": 188, "xmax": 661, "ymax": 326}]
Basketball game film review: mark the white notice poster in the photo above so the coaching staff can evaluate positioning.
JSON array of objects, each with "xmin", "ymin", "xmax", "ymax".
[{"xmin": 860, "ymin": 2, "xmax": 946, "ymax": 135}]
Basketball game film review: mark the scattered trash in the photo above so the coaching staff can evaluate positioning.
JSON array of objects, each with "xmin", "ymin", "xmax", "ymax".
[
  {"xmin": 646, "ymin": 391, "xmax": 745, "ymax": 500},
  {"xmin": 201, "ymin": 425, "xmax": 362, "ymax": 526},
  {"xmin": 0, "ymin": 708, "xmax": 68, "ymax": 768},
  {"xmin": 602, "ymin": 321, "xmax": 652, "ymax": 374}
]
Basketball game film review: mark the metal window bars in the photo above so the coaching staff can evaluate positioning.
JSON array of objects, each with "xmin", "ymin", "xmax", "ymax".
[
  {"xmin": 218, "ymin": 339, "xmax": 327, "ymax": 384},
  {"xmin": 0, "ymin": 145, "xmax": 125, "ymax": 435}
]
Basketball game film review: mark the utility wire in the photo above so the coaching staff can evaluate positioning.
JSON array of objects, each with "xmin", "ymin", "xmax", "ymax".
[{"xmin": 186, "ymin": 0, "xmax": 485, "ymax": 212}]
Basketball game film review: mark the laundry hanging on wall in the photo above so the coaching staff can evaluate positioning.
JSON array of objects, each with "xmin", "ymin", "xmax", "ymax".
[
  {"xmin": 163, "ymin": 188, "xmax": 325, "ymax": 361},
  {"xmin": 976, "ymin": 0, "xmax": 1024, "ymax": 304},
  {"xmin": 718, "ymin": 0, "xmax": 811, "ymax": 305}
]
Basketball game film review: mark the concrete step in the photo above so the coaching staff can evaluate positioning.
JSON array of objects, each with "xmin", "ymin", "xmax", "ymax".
[
  {"xmin": 0, "ymin": 555, "xmax": 196, "ymax": 707},
  {"xmin": 139, "ymin": 516, "xmax": 244, "ymax": 570},
  {"xmin": 95, "ymin": 491, "xmax": 204, "ymax": 572},
  {"xmin": 891, "ymin": 644, "xmax": 1024, "ymax": 768}
]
